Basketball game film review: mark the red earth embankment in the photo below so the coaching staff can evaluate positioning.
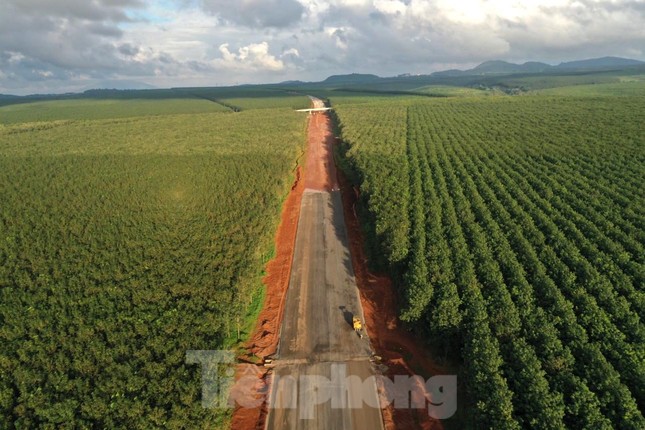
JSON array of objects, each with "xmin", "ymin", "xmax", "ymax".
[
  {"xmin": 338, "ymin": 174, "xmax": 446, "ymax": 430},
  {"xmin": 230, "ymin": 164, "xmax": 303, "ymax": 429},
  {"xmin": 304, "ymin": 112, "xmax": 339, "ymax": 192}
]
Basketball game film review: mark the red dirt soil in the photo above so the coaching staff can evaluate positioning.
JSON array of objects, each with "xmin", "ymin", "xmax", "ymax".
[
  {"xmin": 246, "ymin": 165, "xmax": 303, "ymax": 360},
  {"xmin": 231, "ymin": 108, "xmax": 446, "ymax": 430},
  {"xmin": 338, "ymin": 175, "xmax": 445, "ymax": 430},
  {"xmin": 304, "ymin": 112, "xmax": 339, "ymax": 191},
  {"xmin": 240, "ymin": 111, "xmax": 336, "ymax": 364}
]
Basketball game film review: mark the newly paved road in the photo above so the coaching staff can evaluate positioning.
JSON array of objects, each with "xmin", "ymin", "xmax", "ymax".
[
  {"xmin": 277, "ymin": 191, "xmax": 371, "ymax": 362},
  {"xmin": 265, "ymin": 107, "xmax": 384, "ymax": 429}
]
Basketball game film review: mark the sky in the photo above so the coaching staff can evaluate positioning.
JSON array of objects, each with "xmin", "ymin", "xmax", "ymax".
[{"xmin": 1, "ymin": 0, "xmax": 644, "ymax": 95}]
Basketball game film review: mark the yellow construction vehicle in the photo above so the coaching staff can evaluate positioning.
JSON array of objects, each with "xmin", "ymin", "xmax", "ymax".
[{"xmin": 353, "ymin": 316, "xmax": 363, "ymax": 339}]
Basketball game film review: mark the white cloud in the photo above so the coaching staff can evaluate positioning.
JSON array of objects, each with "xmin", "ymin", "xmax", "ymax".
[
  {"xmin": 282, "ymin": 48, "xmax": 300, "ymax": 57},
  {"xmin": 325, "ymin": 26, "xmax": 353, "ymax": 50},
  {"xmin": 217, "ymin": 42, "xmax": 285, "ymax": 71},
  {"xmin": 374, "ymin": 0, "xmax": 407, "ymax": 15},
  {"xmin": 328, "ymin": 0, "xmax": 371, "ymax": 7},
  {"xmin": 1, "ymin": 0, "xmax": 644, "ymax": 94}
]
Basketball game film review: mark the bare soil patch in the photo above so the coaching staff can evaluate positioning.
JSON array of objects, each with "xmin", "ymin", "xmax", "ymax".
[{"xmin": 304, "ymin": 112, "xmax": 339, "ymax": 191}]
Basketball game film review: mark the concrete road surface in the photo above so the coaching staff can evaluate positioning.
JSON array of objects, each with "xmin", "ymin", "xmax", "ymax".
[{"xmin": 265, "ymin": 189, "xmax": 385, "ymax": 430}]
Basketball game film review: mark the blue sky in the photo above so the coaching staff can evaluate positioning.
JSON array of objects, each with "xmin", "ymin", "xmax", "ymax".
[
  {"xmin": 123, "ymin": 0, "xmax": 179, "ymax": 25},
  {"xmin": 1, "ymin": 0, "xmax": 644, "ymax": 95}
]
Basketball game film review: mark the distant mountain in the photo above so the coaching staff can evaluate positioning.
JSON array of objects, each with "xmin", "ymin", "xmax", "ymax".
[
  {"xmin": 470, "ymin": 60, "xmax": 551, "ymax": 74},
  {"xmin": 472, "ymin": 61, "xmax": 520, "ymax": 74},
  {"xmin": 82, "ymin": 79, "xmax": 156, "ymax": 91},
  {"xmin": 431, "ymin": 69, "xmax": 466, "ymax": 77},
  {"xmin": 432, "ymin": 60, "xmax": 551, "ymax": 77},
  {"xmin": 556, "ymin": 56, "xmax": 645, "ymax": 70},
  {"xmin": 322, "ymin": 73, "xmax": 381, "ymax": 84},
  {"xmin": 278, "ymin": 80, "xmax": 306, "ymax": 85},
  {"xmin": 430, "ymin": 57, "xmax": 643, "ymax": 77},
  {"xmin": 521, "ymin": 61, "xmax": 554, "ymax": 73}
]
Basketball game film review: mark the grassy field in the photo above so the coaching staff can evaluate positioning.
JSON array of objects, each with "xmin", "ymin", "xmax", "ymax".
[
  {"xmin": 179, "ymin": 87, "xmax": 312, "ymax": 111},
  {"xmin": 411, "ymin": 85, "xmax": 494, "ymax": 97},
  {"xmin": 0, "ymin": 98, "xmax": 230, "ymax": 124},
  {"xmin": 332, "ymin": 90, "xmax": 644, "ymax": 429},
  {"xmin": 534, "ymin": 79, "xmax": 645, "ymax": 97},
  {"xmin": 0, "ymin": 97, "xmax": 307, "ymax": 428}
]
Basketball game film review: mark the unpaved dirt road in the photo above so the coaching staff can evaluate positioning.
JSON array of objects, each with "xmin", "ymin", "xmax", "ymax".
[{"xmin": 265, "ymin": 100, "xmax": 384, "ymax": 430}]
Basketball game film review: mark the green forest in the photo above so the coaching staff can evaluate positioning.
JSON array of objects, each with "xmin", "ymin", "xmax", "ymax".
[
  {"xmin": 0, "ymin": 98, "xmax": 307, "ymax": 428},
  {"xmin": 332, "ymin": 90, "xmax": 644, "ymax": 429}
]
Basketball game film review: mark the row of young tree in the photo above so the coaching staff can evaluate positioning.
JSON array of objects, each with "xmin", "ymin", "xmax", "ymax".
[
  {"xmin": 0, "ymin": 107, "xmax": 306, "ymax": 427},
  {"xmin": 333, "ymin": 94, "xmax": 644, "ymax": 429}
]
